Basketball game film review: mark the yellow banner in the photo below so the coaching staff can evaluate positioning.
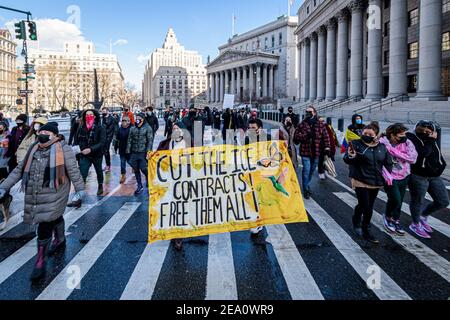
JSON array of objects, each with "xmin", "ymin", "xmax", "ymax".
[{"xmin": 148, "ymin": 141, "xmax": 308, "ymax": 243}]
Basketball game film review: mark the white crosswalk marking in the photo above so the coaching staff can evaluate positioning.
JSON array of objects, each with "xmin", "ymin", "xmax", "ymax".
[
  {"xmin": 336, "ymin": 192, "xmax": 450, "ymax": 283},
  {"xmin": 37, "ymin": 202, "xmax": 141, "ymax": 300},
  {"xmin": 328, "ymin": 176, "xmax": 450, "ymax": 238},
  {"xmin": 120, "ymin": 241, "xmax": 170, "ymax": 300},
  {"xmin": 0, "ymin": 212, "xmax": 23, "ymax": 236},
  {"xmin": 266, "ymin": 224, "xmax": 324, "ymax": 300},
  {"xmin": 424, "ymin": 193, "xmax": 450, "ymax": 210},
  {"xmin": 206, "ymin": 232, "xmax": 238, "ymax": 300},
  {"xmin": 304, "ymin": 199, "xmax": 411, "ymax": 300},
  {"xmin": 0, "ymin": 204, "xmax": 94, "ymax": 285}
]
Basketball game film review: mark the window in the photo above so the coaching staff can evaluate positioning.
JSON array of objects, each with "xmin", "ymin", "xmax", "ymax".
[
  {"xmin": 272, "ymin": 35, "xmax": 275, "ymax": 47},
  {"xmin": 306, "ymin": 6, "xmax": 310, "ymax": 14},
  {"xmin": 407, "ymin": 75, "xmax": 418, "ymax": 93},
  {"xmin": 279, "ymin": 33, "xmax": 283, "ymax": 45},
  {"xmin": 265, "ymin": 37, "xmax": 268, "ymax": 49},
  {"xmin": 408, "ymin": 8, "xmax": 419, "ymax": 27},
  {"xmin": 384, "ymin": 0, "xmax": 390, "ymax": 9},
  {"xmin": 384, "ymin": 22, "xmax": 390, "ymax": 37},
  {"xmin": 384, "ymin": 50, "xmax": 390, "ymax": 65},
  {"xmin": 444, "ymin": 0, "xmax": 450, "ymax": 13},
  {"xmin": 443, "ymin": 32, "xmax": 450, "ymax": 51},
  {"xmin": 408, "ymin": 42, "xmax": 419, "ymax": 59}
]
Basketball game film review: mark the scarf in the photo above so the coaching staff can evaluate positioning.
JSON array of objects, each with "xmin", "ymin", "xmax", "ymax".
[{"xmin": 21, "ymin": 137, "xmax": 66, "ymax": 192}]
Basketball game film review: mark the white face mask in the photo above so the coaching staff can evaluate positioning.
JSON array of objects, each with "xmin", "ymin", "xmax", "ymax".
[{"xmin": 34, "ymin": 124, "xmax": 41, "ymax": 132}]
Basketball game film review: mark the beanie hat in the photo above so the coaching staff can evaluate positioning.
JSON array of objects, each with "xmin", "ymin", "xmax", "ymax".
[
  {"xmin": 39, "ymin": 122, "xmax": 59, "ymax": 135},
  {"xmin": 16, "ymin": 114, "xmax": 28, "ymax": 124},
  {"xmin": 174, "ymin": 121, "xmax": 187, "ymax": 130}
]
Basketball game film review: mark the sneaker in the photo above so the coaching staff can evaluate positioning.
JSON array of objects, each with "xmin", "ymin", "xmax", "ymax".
[
  {"xmin": 420, "ymin": 217, "xmax": 433, "ymax": 234},
  {"xmin": 97, "ymin": 185, "xmax": 104, "ymax": 196},
  {"xmin": 250, "ymin": 226, "xmax": 264, "ymax": 235},
  {"xmin": 120, "ymin": 174, "xmax": 126, "ymax": 184},
  {"xmin": 0, "ymin": 221, "xmax": 6, "ymax": 231},
  {"xmin": 134, "ymin": 185, "xmax": 144, "ymax": 195},
  {"xmin": 383, "ymin": 215, "xmax": 396, "ymax": 234},
  {"xmin": 394, "ymin": 221, "xmax": 406, "ymax": 236},
  {"xmin": 319, "ymin": 173, "xmax": 326, "ymax": 180},
  {"xmin": 362, "ymin": 229, "xmax": 379, "ymax": 244},
  {"xmin": 104, "ymin": 166, "xmax": 111, "ymax": 173},
  {"xmin": 303, "ymin": 190, "xmax": 311, "ymax": 200},
  {"xmin": 409, "ymin": 223, "xmax": 431, "ymax": 239}
]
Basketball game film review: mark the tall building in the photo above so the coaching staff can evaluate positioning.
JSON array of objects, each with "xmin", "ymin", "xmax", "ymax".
[
  {"xmin": 29, "ymin": 41, "xmax": 125, "ymax": 111},
  {"xmin": 0, "ymin": 29, "xmax": 18, "ymax": 109},
  {"xmin": 143, "ymin": 28, "xmax": 207, "ymax": 109},
  {"xmin": 296, "ymin": 0, "xmax": 450, "ymax": 102},
  {"xmin": 206, "ymin": 15, "xmax": 299, "ymax": 105}
]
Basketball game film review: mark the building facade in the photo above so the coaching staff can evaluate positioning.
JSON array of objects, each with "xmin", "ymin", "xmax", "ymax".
[
  {"xmin": 29, "ymin": 41, "xmax": 124, "ymax": 111},
  {"xmin": 206, "ymin": 15, "xmax": 299, "ymax": 105},
  {"xmin": 143, "ymin": 28, "xmax": 207, "ymax": 109},
  {"xmin": 296, "ymin": 0, "xmax": 450, "ymax": 102},
  {"xmin": 0, "ymin": 29, "xmax": 18, "ymax": 109}
]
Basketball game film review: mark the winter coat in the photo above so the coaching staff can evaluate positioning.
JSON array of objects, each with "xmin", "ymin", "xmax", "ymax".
[
  {"xmin": 380, "ymin": 136, "xmax": 418, "ymax": 181},
  {"xmin": 73, "ymin": 110, "xmax": 106, "ymax": 159},
  {"xmin": 347, "ymin": 114, "xmax": 364, "ymax": 137},
  {"xmin": 126, "ymin": 123, "xmax": 154, "ymax": 154},
  {"xmin": 284, "ymin": 112, "xmax": 300, "ymax": 127},
  {"xmin": 212, "ymin": 111, "xmax": 222, "ymax": 130},
  {"xmin": 222, "ymin": 112, "xmax": 237, "ymax": 131},
  {"xmin": 5, "ymin": 125, "xmax": 30, "ymax": 158},
  {"xmin": 114, "ymin": 126, "xmax": 131, "ymax": 156},
  {"xmin": 236, "ymin": 114, "xmax": 249, "ymax": 131},
  {"xmin": 406, "ymin": 132, "xmax": 447, "ymax": 178},
  {"xmin": 0, "ymin": 132, "xmax": 10, "ymax": 169},
  {"xmin": 344, "ymin": 140, "xmax": 393, "ymax": 187},
  {"xmin": 123, "ymin": 111, "xmax": 135, "ymax": 125},
  {"xmin": 278, "ymin": 126, "xmax": 298, "ymax": 169},
  {"xmin": 294, "ymin": 118, "xmax": 331, "ymax": 159},
  {"xmin": 0, "ymin": 141, "xmax": 84, "ymax": 225},
  {"xmin": 69, "ymin": 116, "xmax": 81, "ymax": 146},
  {"xmin": 17, "ymin": 134, "xmax": 37, "ymax": 164},
  {"xmin": 101, "ymin": 115, "xmax": 118, "ymax": 144},
  {"xmin": 145, "ymin": 112, "xmax": 160, "ymax": 134}
]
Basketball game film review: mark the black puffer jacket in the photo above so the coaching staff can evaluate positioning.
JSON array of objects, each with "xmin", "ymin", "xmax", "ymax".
[
  {"xmin": 126, "ymin": 123, "xmax": 154, "ymax": 154},
  {"xmin": 101, "ymin": 114, "xmax": 118, "ymax": 144},
  {"xmin": 74, "ymin": 109, "xmax": 106, "ymax": 158},
  {"xmin": 407, "ymin": 132, "xmax": 447, "ymax": 177},
  {"xmin": 344, "ymin": 139, "xmax": 393, "ymax": 187}
]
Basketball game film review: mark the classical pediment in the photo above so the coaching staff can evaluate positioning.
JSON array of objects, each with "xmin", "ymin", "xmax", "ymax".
[{"xmin": 207, "ymin": 50, "xmax": 278, "ymax": 68}]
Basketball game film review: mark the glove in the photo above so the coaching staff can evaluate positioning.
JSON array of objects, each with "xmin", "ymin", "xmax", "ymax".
[{"xmin": 0, "ymin": 189, "xmax": 7, "ymax": 200}]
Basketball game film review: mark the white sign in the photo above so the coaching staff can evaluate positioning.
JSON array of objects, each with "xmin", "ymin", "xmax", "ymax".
[{"xmin": 223, "ymin": 94, "xmax": 235, "ymax": 110}]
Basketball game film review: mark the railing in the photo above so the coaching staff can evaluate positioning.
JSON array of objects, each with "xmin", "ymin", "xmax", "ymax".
[
  {"xmin": 316, "ymin": 97, "xmax": 354, "ymax": 115},
  {"xmin": 353, "ymin": 94, "xmax": 406, "ymax": 114}
]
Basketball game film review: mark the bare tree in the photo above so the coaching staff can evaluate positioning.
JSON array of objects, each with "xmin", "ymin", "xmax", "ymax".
[{"xmin": 116, "ymin": 82, "xmax": 140, "ymax": 109}]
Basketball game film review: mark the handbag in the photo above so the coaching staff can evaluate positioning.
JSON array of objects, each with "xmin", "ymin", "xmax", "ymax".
[{"xmin": 324, "ymin": 156, "xmax": 337, "ymax": 178}]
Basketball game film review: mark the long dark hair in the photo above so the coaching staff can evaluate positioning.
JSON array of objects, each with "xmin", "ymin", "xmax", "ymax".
[{"xmin": 386, "ymin": 123, "xmax": 408, "ymax": 140}]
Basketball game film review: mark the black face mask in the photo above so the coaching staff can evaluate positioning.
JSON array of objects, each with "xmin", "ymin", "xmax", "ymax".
[
  {"xmin": 418, "ymin": 132, "xmax": 435, "ymax": 141},
  {"xmin": 102, "ymin": 113, "xmax": 108, "ymax": 117},
  {"xmin": 0, "ymin": 130, "xmax": 4, "ymax": 134},
  {"xmin": 397, "ymin": 136, "xmax": 408, "ymax": 144},
  {"xmin": 305, "ymin": 112, "xmax": 314, "ymax": 119},
  {"xmin": 38, "ymin": 134, "xmax": 51, "ymax": 144},
  {"xmin": 361, "ymin": 135, "xmax": 375, "ymax": 144}
]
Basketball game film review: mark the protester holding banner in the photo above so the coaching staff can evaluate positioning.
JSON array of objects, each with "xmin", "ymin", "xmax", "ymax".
[
  {"xmin": 294, "ymin": 107, "xmax": 331, "ymax": 200},
  {"xmin": 344, "ymin": 122, "xmax": 393, "ymax": 244}
]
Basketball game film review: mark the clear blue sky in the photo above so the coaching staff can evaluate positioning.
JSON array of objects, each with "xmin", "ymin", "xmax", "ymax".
[{"xmin": 0, "ymin": 0, "xmax": 304, "ymax": 88}]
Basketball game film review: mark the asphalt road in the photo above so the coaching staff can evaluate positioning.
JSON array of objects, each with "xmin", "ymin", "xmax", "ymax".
[{"xmin": 0, "ymin": 119, "xmax": 448, "ymax": 300}]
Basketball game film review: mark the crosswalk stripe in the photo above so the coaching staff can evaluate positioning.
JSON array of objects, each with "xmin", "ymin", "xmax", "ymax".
[
  {"xmin": 265, "ymin": 224, "xmax": 324, "ymax": 300},
  {"xmin": 0, "ymin": 212, "xmax": 23, "ymax": 236},
  {"xmin": 328, "ymin": 176, "xmax": 450, "ymax": 238},
  {"xmin": 0, "ymin": 204, "xmax": 94, "ymax": 285},
  {"xmin": 37, "ymin": 202, "xmax": 141, "ymax": 300},
  {"xmin": 304, "ymin": 199, "xmax": 411, "ymax": 300},
  {"xmin": 335, "ymin": 192, "xmax": 450, "ymax": 283},
  {"xmin": 206, "ymin": 232, "xmax": 238, "ymax": 300},
  {"xmin": 120, "ymin": 241, "xmax": 170, "ymax": 300},
  {"xmin": 424, "ymin": 193, "xmax": 450, "ymax": 210}
]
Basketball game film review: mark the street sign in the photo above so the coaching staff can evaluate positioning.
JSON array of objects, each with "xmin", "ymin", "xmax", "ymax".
[
  {"xmin": 17, "ymin": 78, "xmax": 27, "ymax": 81},
  {"xmin": 20, "ymin": 90, "xmax": 33, "ymax": 94}
]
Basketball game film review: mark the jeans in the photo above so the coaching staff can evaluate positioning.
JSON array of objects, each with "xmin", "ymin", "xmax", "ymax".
[
  {"xmin": 79, "ymin": 156, "xmax": 104, "ymax": 185},
  {"xmin": 408, "ymin": 174, "xmax": 450, "ymax": 224},
  {"xmin": 302, "ymin": 157, "xmax": 319, "ymax": 193},
  {"xmin": 354, "ymin": 188, "xmax": 380, "ymax": 230},
  {"xmin": 120, "ymin": 154, "xmax": 131, "ymax": 175},
  {"xmin": 130, "ymin": 152, "xmax": 148, "ymax": 187},
  {"xmin": 37, "ymin": 216, "xmax": 64, "ymax": 240},
  {"xmin": 385, "ymin": 177, "xmax": 409, "ymax": 221}
]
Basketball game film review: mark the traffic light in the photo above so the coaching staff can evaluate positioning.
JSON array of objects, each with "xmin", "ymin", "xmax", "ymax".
[
  {"xmin": 28, "ymin": 21, "xmax": 38, "ymax": 41},
  {"xmin": 14, "ymin": 21, "xmax": 26, "ymax": 40}
]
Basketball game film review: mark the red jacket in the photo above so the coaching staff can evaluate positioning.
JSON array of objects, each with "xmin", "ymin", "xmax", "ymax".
[
  {"xmin": 294, "ymin": 119, "xmax": 331, "ymax": 159},
  {"xmin": 123, "ymin": 111, "xmax": 135, "ymax": 125}
]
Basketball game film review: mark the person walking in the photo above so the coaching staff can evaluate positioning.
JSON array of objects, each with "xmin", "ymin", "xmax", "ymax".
[
  {"xmin": 0, "ymin": 122, "xmax": 12, "ymax": 231},
  {"xmin": 16, "ymin": 117, "xmax": 49, "ymax": 164},
  {"xmin": 6, "ymin": 114, "xmax": 30, "ymax": 172},
  {"xmin": 73, "ymin": 109, "xmax": 106, "ymax": 196},
  {"xmin": 222, "ymin": 108, "xmax": 237, "ymax": 143},
  {"xmin": 126, "ymin": 113, "xmax": 154, "ymax": 195},
  {"xmin": 123, "ymin": 107, "xmax": 135, "ymax": 126},
  {"xmin": 145, "ymin": 107, "xmax": 160, "ymax": 138},
  {"xmin": 0, "ymin": 122, "xmax": 84, "ymax": 281},
  {"xmin": 278, "ymin": 116, "xmax": 298, "ymax": 169},
  {"xmin": 344, "ymin": 122, "xmax": 393, "ymax": 244},
  {"xmin": 341, "ymin": 114, "xmax": 365, "ymax": 153},
  {"xmin": 318, "ymin": 116, "xmax": 339, "ymax": 180},
  {"xmin": 114, "ymin": 117, "xmax": 132, "ymax": 184},
  {"xmin": 284, "ymin": 107, "xmax": 300, "ymax": 127},
  {"xmin": 379, "ymin": 123, "xmax": 418, "ymax": 236},
  {"xmin": 406, "ymin": 121, "xmax": 449, "ymax": 239},
  {"xmin": 101, "ymin": 107, "xmax": 118, "ymax": 173},
  {"xmin": 294, "ymin": 107, "xmax": 331, "ymax": 199}
]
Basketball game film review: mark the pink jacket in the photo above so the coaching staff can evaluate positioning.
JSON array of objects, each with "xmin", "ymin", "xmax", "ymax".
[{"xmin": 380, "ymin": 136, "xmax": 418, "ymax": 182}]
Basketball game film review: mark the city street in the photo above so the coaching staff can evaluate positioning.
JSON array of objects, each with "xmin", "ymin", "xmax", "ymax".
[{"xmin": 0, "ymin": 119, "xmax": 448, "ymax": 301}]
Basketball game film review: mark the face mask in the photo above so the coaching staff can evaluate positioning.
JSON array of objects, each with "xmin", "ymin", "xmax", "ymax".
[
  {"xmin": 34, "ymin": 124, "xmax": 41, "ymax": 131},
  {"xmin": 305, "ymin": 112, "xmax": 314, "ymax": 119},
  {"xmin": 136, "ymin": 120, "xmax": 142, "ymax": 126},
  {"xmin": 37, "ymin": 134, "xmax": 51, "ymax": 144},
  {"xmin": 102, "ymin": 113, "xmax": 108, "ymax": 117},
  {"xmin": 361, "ymin": 135, "xmax": 375, "ymax": 144},
  {"xmin": 356, "ymin": 119, "xmax": 363, "ymax": 125},
  {"xmin": 418, "ymin": 132, "xmax": 435, "ymax": 141},
  {"xmin": 397, "ymin": 136, "xmax": 407, "ymax": 144},
  {"xmin": 86, "ymin": 115, "xmax": 95, "ymax": 129},
  {"xmin": 286, "ymin": 121, "xmax": 292, "ymax": 127},
  {"xmin": 16, "ymin": 121, "xmax": 24, "ymax": 127}
]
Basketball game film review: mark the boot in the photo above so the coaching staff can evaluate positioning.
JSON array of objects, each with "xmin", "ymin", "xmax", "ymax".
[
  {"xmin": 48, "ymin": 220, "xmax": 66, "ymax": 257},
  {"xmin": 30, "ymin": 239, "xmax": 51, "ymax": 281},
  {"xmin": 67, "ymin": 199, "xmax": 82, "ymax": 209},
  {"xmin": 120, "ymin": 174, "xmax": 126, "ymax": 184},
  {"xmin": 97, "ymin": 184, "xmax": 104, "ymax": 196}
]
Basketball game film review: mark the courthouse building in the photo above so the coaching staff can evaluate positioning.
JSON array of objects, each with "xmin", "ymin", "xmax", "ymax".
[
  {"xmin": 0, "ymin": 29, "xmax": 18, "ymax": 109},
  {"xmin": 207, "ymin": 15, "xmax": 299, "ymax": 105},
  {"xmin": 296, "ymin": 0, "xmax": 450, "ymax": 102},
  {"xmin": 142, "ymin": 28, "xmax": 207, "ymax": 109}
]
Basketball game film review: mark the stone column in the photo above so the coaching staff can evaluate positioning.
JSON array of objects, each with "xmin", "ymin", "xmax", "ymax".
[
  {"xmin": 317, "ymin": 26, "xmax": 327, "ymax": 101},
  {"xmin": 326, "ymin": 19, "xmax": 337, "ymax": 101},
  {"xmin": 230, "ymin": 69, "xmax": 236, "ymax": 95},
  {"xmin": 366, "ymin": 0, "xmax": 383, "ymax": 101},
  {"xmin": 309, "ymin": 33, "xmax": 318, "ymax": 101},
  {"xmin": 243, "ymin": 66, "xmax": 248, "ymax": 99},
  {"xmin": 388, "ymin": 0, "xmax": 408, "ymax": 99},
  {"xmin": 249, "ymin": 64, "xmax": 255, "ymax": 99},
  {"xmin": 219, "ymin": 71, "xmax": 224, "ymax": 102},
  {"xmin": 416, "ymin": 0, "xmax": 445, "ymax": 100},
  {"xmin": 262, "ymin": 64, "xmax": 268, "ymax": 97},
  {"xmin": 300, "ymin": 39, "xmax": 311, "ymax": 102},
  {"xmin": 224, "ymin": 70, "xmax": 229, "ymax": 95},
  {"xmin": 350, "ymin": 0, "xmax": 364, "ymax": 100},
  {"xmin": 236, "ymin": 67, "xmax": 241, "ymax": 101},
  {"xmin": 336, "ymin": 9, "xmax": 349, "ymax": 101},
  {"xmin": 297, "ymin": 43, "xmax": 303, "ymax": 101},
  {"xmin": 207, "ymin": 74, "xmax": 211, "ymax": 102},
  {"xmin": 215, "ymin": 72, "xmax": 220, "ymax": 102},
  {"xmin": 269, "ymin": 65, "xmax": 274, "ymax": 99}
]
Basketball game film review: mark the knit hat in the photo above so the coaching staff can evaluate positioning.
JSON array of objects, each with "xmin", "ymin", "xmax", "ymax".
[
  {"xmin": 136, "ymin": 113, "xmax": 145, "ymax": 120},
  {"xmin": 39, "ymin": 122, "xmax": 59, "ymax": 135},
  {"xmin": 34, "ymin": 117, "xmax": 48, "ymax": 126},
  {"xmin": 16, "ymin": 114, "xmax": 28, "ymax": 124},
  {"xmin": 174, "ymin": 121, "xmax": 187, "ymax": 130}
]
